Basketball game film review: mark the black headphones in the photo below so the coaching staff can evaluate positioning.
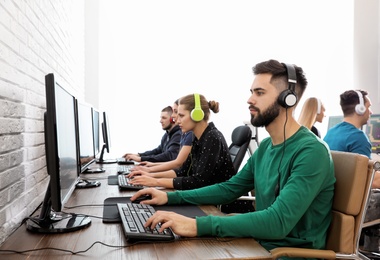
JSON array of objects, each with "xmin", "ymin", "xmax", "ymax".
[
  {"xmin": 274, "ymin": 63, "xmax": 297, "ymax": 200},
  {"xmin": 277, "ymin": 63, "xmax": 298, "ymax": 108}
]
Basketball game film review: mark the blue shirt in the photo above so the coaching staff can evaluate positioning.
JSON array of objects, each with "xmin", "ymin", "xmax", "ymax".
[
  {"xmin": 180, "ymin": 131, "xmax": 193, "ymax": 147},
  {"xmin": 323, "ymin": 121, "xmax": 371, "ymax": 158}
]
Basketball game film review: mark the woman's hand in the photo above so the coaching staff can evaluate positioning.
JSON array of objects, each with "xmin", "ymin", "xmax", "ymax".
[{"xmin": 129, "ymin": 175, "xmax": 157, "ymax": 187}]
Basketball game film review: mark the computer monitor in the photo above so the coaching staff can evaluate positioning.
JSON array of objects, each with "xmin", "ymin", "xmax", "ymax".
[
  {"xmin": 365, "ymin": 114, "xmax": 380, "ymax": 153},
  {"xmin": 327, "ymin": 115, "xmax": 344, "ymax": 130},
  {"xmin": 97, "ymin": 111, "xmax": 117, "ymax": 163},
  {"xmin": 26, "ymin": 73, "xmax": 91, "ymax": 233},
  {"xmin": 92, "ymin": 108, "xmax": 100, "ymax": 158},
  {"xmin": 76, "ymin": 101, "xmax": 96, "ymax": 172}
]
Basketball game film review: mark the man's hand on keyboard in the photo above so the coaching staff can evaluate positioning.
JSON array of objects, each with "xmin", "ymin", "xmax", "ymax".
[
  {"xmin": 145, "ymin": 211, "xmax": 197, "ymax": 237},
  {"xmin": 125, "ymin": 154, "xmax": 141, "ymax": 162},
  {"xmin": 131, "ymin": 188, "xmax": 168, "ymax": 205}
]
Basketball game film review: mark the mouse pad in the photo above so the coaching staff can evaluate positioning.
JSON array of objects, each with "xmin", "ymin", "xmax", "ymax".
[
  {"xmin": 103, "ymin": 196, "xmax": 207, "ymax": 223},
  {"xmin": 107, "ymin": 175, "xmax": 118, "ymax": 185}
]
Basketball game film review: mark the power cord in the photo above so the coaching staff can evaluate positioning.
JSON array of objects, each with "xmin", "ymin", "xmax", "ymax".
[{"xmin": 0, "ymin": 237, "xmax": 240, "ymax": 255}]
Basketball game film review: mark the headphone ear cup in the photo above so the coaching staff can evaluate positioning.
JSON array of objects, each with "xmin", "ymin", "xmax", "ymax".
[
  {"xmin": 355, "ymin": 104, "xmax": 366, "ymax": 115},
  {"xmin": 170, "ymin": 117, "xmax": 175, "ymax": 124},
  {"xmin": 191, "ymin": 108, "xmax": 204, "ymax": 121},
  {"xmin": 354, "ymin": 90, "xmax": 366, "ymax": 116},
  {"xmin": 191, "ymin": 93, "xmax": 205, "ymax": 122},
  {"xmin": 278, "ymin": 89, "xmax": 297, "ymax": 108}
]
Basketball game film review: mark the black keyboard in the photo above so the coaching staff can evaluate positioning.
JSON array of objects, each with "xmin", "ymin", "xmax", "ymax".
[
  {"xmin": 117, "ymin": 165, "xmax": 133, "ymax": 174},
  {"xmin": 117, "ymin": 203, "xmax": 175, "ymax": 241},
  {"xmin": 117, "ymin": 158, "xmax": 135, "ymax": 165},
  {"xmin": 118, "ymin": 175, "xmax": 144, "ymax": 190}
]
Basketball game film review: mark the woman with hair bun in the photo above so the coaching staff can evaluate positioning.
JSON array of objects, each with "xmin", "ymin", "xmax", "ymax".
[{"xmin": 129, "ymin": 93, "xmax": 235, "ymax": 190}]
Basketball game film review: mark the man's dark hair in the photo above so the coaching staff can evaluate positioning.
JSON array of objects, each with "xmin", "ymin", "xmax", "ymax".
[
  {"xmin": 162, "ymin": 106, "xmax": 173, "ymax": 116},
  {"xmin": 340, "ymin": 89, "xmax": 368, "ymax": 116},
  {"xmin": 252, "ymin": 59, "xmax": 308, "ymax": 101}
]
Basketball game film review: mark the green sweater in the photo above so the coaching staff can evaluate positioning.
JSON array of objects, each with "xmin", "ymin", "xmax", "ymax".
[{"xmin": 167, "ymin": 126, "xmax": 335, "ymax": 252}]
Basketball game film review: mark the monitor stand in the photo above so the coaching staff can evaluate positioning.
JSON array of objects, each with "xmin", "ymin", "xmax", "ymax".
[
  {"xmin": 96, "ymin": 144, "xmax": 117, "ymax": 164},
  {"xmin": 26, "ymin": 212, "xmax": 92, "ymax": 233},
  {"xmin": 96, "ymin": 158, "xmax": 117, "ymax": 164},
  {"xmin": 76, "ymin": 179, "xmax": 101, "ymax": 188},
  {"xmin": 83, "ymin": 167, "xmax": 105, "ymax": 173},
  {"xmin": 26, "ymin": 184, "xmax": 91, "ymax": 233}
]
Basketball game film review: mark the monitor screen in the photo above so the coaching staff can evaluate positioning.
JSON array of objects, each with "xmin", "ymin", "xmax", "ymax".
[
  {"xmin": 365, "ymin": 114, "xmax": 380, "ymax": 153},
  {"xmin": 92, "ymin": 108, "xmax": 100, "ymax": 157},
  {"xmin": 76, "ymin": 101, "xmax": 96, "ymax": 172},
  {"xmin": 26, "ymin": 73, "xmax": 91, "ymax": 233},
  {"xmin": 327, "ymin": 115, "xmax": 343, "ymax": 130}
]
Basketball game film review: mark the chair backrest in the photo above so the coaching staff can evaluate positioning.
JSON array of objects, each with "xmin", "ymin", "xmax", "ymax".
[
  {"xmin": 326, "ymin": 151, "xmax": 375, "ymax": 254},
  {"xmin": 229, "ymin": 125, "xmax": 252, "ymax": 172}
]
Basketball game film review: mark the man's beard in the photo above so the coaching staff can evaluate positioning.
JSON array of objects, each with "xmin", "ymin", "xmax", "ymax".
[{"xmin": 250, "ymin": 101, "xmax": 280, "ymax": 127}]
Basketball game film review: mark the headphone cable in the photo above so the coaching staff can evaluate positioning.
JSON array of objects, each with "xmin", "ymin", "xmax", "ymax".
[{"xmin": 275, "ymin": 107, "xmax": 289, "ymax": 197}]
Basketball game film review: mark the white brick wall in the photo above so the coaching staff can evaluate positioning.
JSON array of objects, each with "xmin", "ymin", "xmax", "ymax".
[{"xmin": 0, "ymin": 0, "xmax": 85, "ymax": 244}]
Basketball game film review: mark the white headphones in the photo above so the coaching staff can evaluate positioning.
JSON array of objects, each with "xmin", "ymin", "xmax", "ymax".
[
  {"xmin": 355, "ymin": 90, "xmax": 366, "ymax": 115},
  {"xmin": 316, "ymin": 98, "xmax": 321, "ymax": 114}
]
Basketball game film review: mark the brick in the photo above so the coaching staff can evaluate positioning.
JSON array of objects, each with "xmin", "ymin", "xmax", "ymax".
[
  {"xmin": 9, "ymin": 181, "xmax": 24, "ymax": 202},
  {"xmin": 0, "ymin": 118, "xmax": 24, "ymax": 135},
  {"xmin": 0, "ymin": 164, "xmax": 24, "ymax": 189},
  {"xmin": 23, "ymin": 132, "xmax": 44, "ymax": 147},
  {"xmin": 25, "ymin": 90, "xmax": 45, "ymax": 108},
  {"xmin": 9, "ymin": 149, "xmax": 24, "ymax": 167},
  {"xmin": 0, "ymin": 99, "xmax": 25, "ymax": 117},
  {"xmin": 0, "ymin": 134, "xmax": 23, "ymax": 153},
  {"xmin": 23, "ymin": 156, "xmax": 46, "ymax": 175},
  {"xmin": 0, "ymin": 189, "xmax": 8, "ymax": 208},
  {"xmin": 25, "ymin": 144, "xmax": 44, "ymax": 161},
  {"xmin": 24, "ymin": 105, "xmax": 45, "ymax": 120},
  {"xmin": 0, "ymin": 78, "xmax": 25, "ymax": 102},
  {"xmin": 23, "ymin": 118, "xmax": 44, "ymax": 133}
]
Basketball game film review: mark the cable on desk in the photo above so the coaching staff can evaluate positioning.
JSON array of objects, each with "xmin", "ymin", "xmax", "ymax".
[
  {"xmin": 64, "ymin": 203, "xmax": 106, "ymax": 209},
  {"xmin": 0, "ymin": 237, "xmax": 235, "ymax": 255}
]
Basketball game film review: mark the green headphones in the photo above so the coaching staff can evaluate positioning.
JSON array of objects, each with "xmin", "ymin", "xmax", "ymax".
[{"xmin": 190, "ymin": 93, "xmax": 204, "ymax": 122}]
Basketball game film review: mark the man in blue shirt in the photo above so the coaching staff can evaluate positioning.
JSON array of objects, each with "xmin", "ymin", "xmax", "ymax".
[{"xmin": 324, "ymin": 89, "xmax": 380, "ymax": 188}]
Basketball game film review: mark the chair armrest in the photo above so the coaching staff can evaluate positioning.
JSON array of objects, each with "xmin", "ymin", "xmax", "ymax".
[{"xmin": 270, "ymin": 247, "xmax": 336, "ymax": 259}]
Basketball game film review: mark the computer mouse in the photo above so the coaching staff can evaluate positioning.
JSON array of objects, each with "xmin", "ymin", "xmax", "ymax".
[{"xmin": 132, "ymin": 194, "xmax": 152, "ymax": 203}]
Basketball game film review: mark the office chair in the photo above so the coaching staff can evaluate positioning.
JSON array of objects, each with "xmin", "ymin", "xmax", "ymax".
[
  {"xmin": 220, "ymin": 125, "xmax": 254, "ymax": 214},
  {"xmin": 270, "ymin": 151, "xmax": 380, "ymax": 260},
  {"xmin": 229, "ymin": 125, "xmax": 252, "ymax": 172}
]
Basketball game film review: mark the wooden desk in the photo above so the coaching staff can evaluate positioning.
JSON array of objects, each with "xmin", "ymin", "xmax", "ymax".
[{"xmin": 0, "ymin": 164, "xmax": 271, "ymax": 259}]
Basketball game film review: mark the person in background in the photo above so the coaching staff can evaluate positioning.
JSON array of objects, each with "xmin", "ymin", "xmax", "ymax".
[
  {"xmin": 123, "ymin": 106, "xmax": 181, "ymax": 162},
  {"xmin": 323, "ymin": 89, "xmax": 380, "ymax": 188},
  {"xmin": 298, "ymin": 97, "xmax": 325, "ymax": 137},
  {"xmin": 131, "ymin": 59, "xmax": 336, "ymax": 252},
  {"xmin": 133, "ymin": 99, "xmax": 193, "ymax": 172},
  {"xmin": 128, "ymin": 93, "xmax": 236, "ymax": 190}
]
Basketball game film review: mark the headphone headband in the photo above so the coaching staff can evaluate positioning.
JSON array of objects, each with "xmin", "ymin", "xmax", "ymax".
[
  {"xmin": 316, "ymin": 98, "xmax": 321, "ymax": 114},
  {"xmin": 284, "ymin": 63, "xmax": 297, "ymax": 92}
]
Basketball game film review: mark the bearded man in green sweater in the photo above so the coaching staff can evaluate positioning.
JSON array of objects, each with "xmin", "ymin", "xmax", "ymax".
[{"xmin": 131, "ymin": 59, "xmax": 336, "ymax": 254}]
